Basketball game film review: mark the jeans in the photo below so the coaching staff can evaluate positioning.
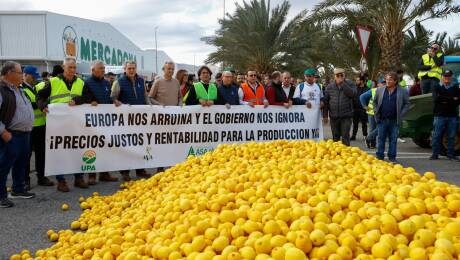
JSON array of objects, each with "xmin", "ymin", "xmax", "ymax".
[
  {"xmin": 330, "ymin": 117, "xmax": 352, "ymax": 146},
  {"xmin": 432, "ymin": 116, "xmax": 458, "ymax": 157},
  {"xmin": 26, "ymin": 125, "xmax": 46, "ymax": 181},
  {"xmin": 367, "ymin": 115, "xmax": 378, "ymax": 142},
  {"xmin": 0, "ymin": 131, "xmax": 30, "ymax": 199},
  {"xmin": 376, "ymin": 119, "xmax": 399, "ymax": 160},
  {"xmin": 421, "ymin": 77, "xmax": 439, "ymax": 94},
  {"xmin": 352, "ymin": 111, "xmax": 368, "ymax": 137}
]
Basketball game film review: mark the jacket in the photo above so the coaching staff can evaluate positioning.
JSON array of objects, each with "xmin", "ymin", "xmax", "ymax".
[
  {"xmin": 0, "ymin": 81, "xmax": 16, "ymax": 128},
  {"xmin": 117, "ymin": 74, "xmax": 145, "ymax": 105},
  {"xmin": 373, "ymin": 85, "xmax": 410, "ymax": 126},
  {"xmin": 323, "ymin": 79, "xmax": 356, "ymax": 118},
  {"xmin": 432, "ymin": 82, "xmax": 460, "ymax": 117},
  {"xmin": 266, "ymin": 82, "xmax": 295, "ymax": 106},
  {"xmin": 85, "ymin": 76, "xmax": 112, "ymax": 104},
  {"xmin": 216, "ymin": 84, "xmax": 240, "ymax": 105}
]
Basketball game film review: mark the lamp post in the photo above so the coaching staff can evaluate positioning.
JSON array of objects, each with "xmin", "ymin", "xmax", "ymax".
[{"xmin": 155, "ymin": 26, "xmax": 158, "ymax": 74}]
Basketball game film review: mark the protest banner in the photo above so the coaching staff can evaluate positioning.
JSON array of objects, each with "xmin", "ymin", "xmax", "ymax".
[{"xmin": 45, "ymin": 104, "xmax": 323, "ymax": 175}]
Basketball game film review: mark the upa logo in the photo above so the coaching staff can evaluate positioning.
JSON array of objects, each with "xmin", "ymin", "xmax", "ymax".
[{"xmin": 81, "ymin": 150, "xmax": 96, "ymax": 171}]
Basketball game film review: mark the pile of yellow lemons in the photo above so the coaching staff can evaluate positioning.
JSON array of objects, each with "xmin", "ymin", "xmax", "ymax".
[{"xmin": 12, "ymin": 140, "xmax": 460, "ymax": 260}]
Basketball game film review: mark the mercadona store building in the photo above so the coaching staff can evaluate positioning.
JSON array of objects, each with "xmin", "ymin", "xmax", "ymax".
[{"xmin": 0, "ymin": 11, "xmax": 172, "ymax": 80}]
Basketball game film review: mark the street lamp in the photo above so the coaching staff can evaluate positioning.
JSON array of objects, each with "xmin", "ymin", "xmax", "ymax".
[{"xmin": 155, "ymin": 26, "xmax": 158, "ymax": 74}]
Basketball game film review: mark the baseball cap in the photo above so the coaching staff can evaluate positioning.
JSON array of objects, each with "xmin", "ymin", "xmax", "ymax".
[
  {"xmin": 23, "ymin": 66, "xmax": 41, "ymax": 79},
  {"xmin": 304, "ymin": 69, "xmax": 316, "ymax": 76},
  {"xmin": 334, "ymin": 68, "xmax": 345, "ymax": 75},
  {"xmin": 442, "ymin": 70, "xmax": 453, "ymax": 77}
]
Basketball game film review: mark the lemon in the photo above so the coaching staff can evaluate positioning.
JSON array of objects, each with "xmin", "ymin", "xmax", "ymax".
[
  {"xmin": 212, "ymin": 236, "xmax": 229, "ymax": 252},
  {"xmin": 310, "ymin": 229, "xmax": 326, "ymax": 246},
  {"xmin": 61, "ymin": 203, "xmax": 69, "ymax": 211},
  {"xmin": 409, "ymin": 247, "xmax": 426, "ymax": 260},
  {"xmin": 372, "ymin": 242, "xmax": 393, "ymax": 258},
  {"xmin": 284, "ymin": 247, "xmax": 307, "ymax": 260}
]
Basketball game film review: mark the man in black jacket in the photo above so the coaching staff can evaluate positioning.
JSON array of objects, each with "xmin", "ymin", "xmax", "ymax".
[
  {"xmin": 430, "ymin": 70, "xmax": 460, "ymax": 161},
  {"xmin": 351, "ymin": 75, "xmax": 369, "ymax": 141},
  {"xmin": 323, "ymin": 68, "xmax": 357, "ymax": 146}
]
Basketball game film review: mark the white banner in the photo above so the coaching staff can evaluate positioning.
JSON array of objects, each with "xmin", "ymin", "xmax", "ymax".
[{"xmin": 45, "ymin": 104, "xmax": 323, "ymax": 176}]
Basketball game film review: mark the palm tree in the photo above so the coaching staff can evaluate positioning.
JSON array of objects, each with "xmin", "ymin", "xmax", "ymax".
[
  {"xmin": 312, "ymin": 0, "xmax": 460, "ymax": 72},
  {"xmin": 442, "ymin": 37, "xmax": 460, "ymax": 55},
  {"xmin": 206, "ymin": 0, "xmax": 306, "ymax": 74}
]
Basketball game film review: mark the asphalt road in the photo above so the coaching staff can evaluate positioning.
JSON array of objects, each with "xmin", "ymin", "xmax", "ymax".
[{"xmin": 1, "ymin": 126, "xmax": 460, "ymax": 259}]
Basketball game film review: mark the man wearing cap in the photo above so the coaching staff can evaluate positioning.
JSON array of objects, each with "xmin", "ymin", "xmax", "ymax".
[
  {"xmin": 21, "ymin": 66, "xmax": 54, "ymax": 190},
  {"xmin": 430, "ymin": 69, "xmax": 460, "ymax": 161},
  {"xmin": 323, "ymin": 68, "xmax": 357, "ymax": 146},
  {"xmin": 418, "ymin": 43, "xmax": 444, "ymax": 94},
  {"xmin": 293, "ymin": 69, "xmax": 323, "ymax": 110}
]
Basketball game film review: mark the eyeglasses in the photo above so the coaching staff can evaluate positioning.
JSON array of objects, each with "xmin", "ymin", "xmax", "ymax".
[
  {"xmin": 10, "ymin": 70, "xmax": 23, "ymax": 75},
  {"xmin": 335, "ymin": 74, "xmax": 344, "ymax": 78}
]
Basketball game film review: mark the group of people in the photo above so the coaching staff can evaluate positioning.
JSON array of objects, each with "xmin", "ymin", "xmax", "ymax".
[{"xmin": 0, "ymin": 45, "xmax": 458, "ymax": 207}]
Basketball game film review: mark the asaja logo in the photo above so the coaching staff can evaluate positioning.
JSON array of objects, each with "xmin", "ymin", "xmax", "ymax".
[
  {"xmin": 62, "ymin": 26, "xmax": 78, "ymax": 58},
  {"xmin": 81, "ymin": 150, "xmax": 96, "ymax": 171},
  {"xmin": 187, "ymin": 146, "xmax": 214, "ymax": 157}
]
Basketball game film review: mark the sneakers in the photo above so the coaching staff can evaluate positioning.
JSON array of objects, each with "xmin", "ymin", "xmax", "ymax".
[
  {"xmin": 389, "ymin": 159, "xmax": 399, "ymax": 164},
  {"xmin": 9, "ymin": 191, "xmax": 36, "ymax": 199},
  {"xmin": 99, "ymin": 172, "xmax": 118, "ymax": 182},
  {"xmin": 25, "ymin": 179, "xmax": 31, "ymax": 191},
  {"xmin": 397, "ymin": 138, "xmax": 406, "ymax": 143},
  {"xmin": 0, "ymin": 198, "xmax": 14, "ymax": 208},
  {"xmin": 38, "ymin": 177, "xmax": 54, "ymax": 186},
  {"xmin": 74, "ymin": 177, "xmax": 89, "ymax": 189},
  {"xmin": 365, "ymin": 138, "xmax": 371, "ymax": 149},
  {"xmin": 57, "ymin": 181, "xmax": 70, "ymax": 192},
  {"xmin": 447, "ymin": 155, "xmax": 460, "ymax": 161},
  {"xmin": 429, "ymin": 155, "xmax": 439, "ymax": 160}
]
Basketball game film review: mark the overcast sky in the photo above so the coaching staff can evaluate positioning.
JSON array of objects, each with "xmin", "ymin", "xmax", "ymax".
[{"xmin": 1, "ymin": 0, "xmax": 459, "ymax": 65}]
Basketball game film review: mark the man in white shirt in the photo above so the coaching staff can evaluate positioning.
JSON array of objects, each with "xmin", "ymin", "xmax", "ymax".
[{"xmin": 293, "ymin": 69, "xmax": 324, "ymax": 109}]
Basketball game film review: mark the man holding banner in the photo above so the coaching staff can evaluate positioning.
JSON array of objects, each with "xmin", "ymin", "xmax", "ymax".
[
  {"xmin": 110, "ymin": 60, "xmax": 150, "ymax": 181},
  {"xmin": 184, "ymin": 65, "xmax": 217, "ymax": 106},
  {"xmin": 239, "ymin": 70, "xmax": 269, "ymax": 108},
  {"xmin": 37, "ymin": 57, "xmax": 94, "ymax": 192},
  {"xmin": 83, "ymin": 60, "xmax": 119, "ymax": 184}
]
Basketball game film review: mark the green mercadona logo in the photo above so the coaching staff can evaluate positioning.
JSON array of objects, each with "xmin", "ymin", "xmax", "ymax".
[
  {"xmin": 187, "ymin": 146, "xmax": 214, "ymax": 157},
  {"xmin": 81, "ymin": 150, "xmax": 96, "ymax": 171}
]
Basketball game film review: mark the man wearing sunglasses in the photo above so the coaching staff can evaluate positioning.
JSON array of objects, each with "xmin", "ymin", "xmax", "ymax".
[
  {"xmin": 418, "ymin": 43, "xmax": 444, "ymax": 94},
  {"xmin": 239, "ymin": 71, "xmax": 269, "ymax": 107},
  {"xmin": 323, "ymin": 68, "xmax": 357, "ymax": 146}
]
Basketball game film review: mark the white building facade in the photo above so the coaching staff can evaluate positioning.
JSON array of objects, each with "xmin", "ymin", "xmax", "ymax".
[{"xmin": 0, "ymin": 11, "xmax": 172, "ymax": 80}]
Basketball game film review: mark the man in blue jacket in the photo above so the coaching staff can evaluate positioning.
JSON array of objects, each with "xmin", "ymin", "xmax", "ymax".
[
  {"xmin": 84, "ymin": 61, "xmax": 119, "ymax": 184},
  {"xmin": 373, "ymin": 72, "xmax": 410, "ymax": 163},
  {"xmin": 110, "ymin": 61, "xmax": 150, "ymax": 181}
]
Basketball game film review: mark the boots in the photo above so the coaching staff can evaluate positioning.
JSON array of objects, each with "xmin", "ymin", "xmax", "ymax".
[
  {"xmin": 74, "ymin": 176, "xmax": 89, "ymax": 189},
  {"xmin": 120, "ymin": 171, "xmax": 131, "ymax": 182},
  {"xmin": 57, "ymin": 180, "xmax": 70, "ymax": 192},
  {"xmin": 99, "ymin": 172, "xmax": 118, "ymax": 182},
  {"xmin": 136, "ymin": 169, "xmax": 151, "ymax": 178},
  {"xmin": 38, "ymin": 177, "xmax": 54, "ymax": 186},
  {"xmin": 88, "ymin": 173, "xmax": 97, "ymax": 185}
]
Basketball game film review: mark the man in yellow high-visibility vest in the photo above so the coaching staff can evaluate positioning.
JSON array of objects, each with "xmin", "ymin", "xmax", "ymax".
[
  {"xmin": 21, "ymin": 66, "xmax": 54, "ymax": 190},
  {"xmin": 37, "ymin": 57, "xmax": 95, "ymax": 192},
  {"xmin": 418, "ymin": 43, "xmax": 444, "ymax": 94}
]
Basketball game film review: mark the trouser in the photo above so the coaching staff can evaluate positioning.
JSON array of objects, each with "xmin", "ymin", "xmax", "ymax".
[
  {"xmin": 376, "ymin": 119, "xmax": 399, "ymax": 160},
  {"xmin": 330, "ymin": 117, "xmax": 352, "ymax": 146},
  {"xmin": 421, "ymin": 77, "xmax": 439, "ymax": 94},
  {"xmin": 367, "ymin": 115, "xmax": 378, "ymax": 143},
  {"xmin": 0, "ymin": 131, "xmax": 30, "ymax": 199},
  {"xmin": 26, "ymin": 125, "xmax": 46, "ymax": 181},
  {"xmin": 432, "ymin": 116, "xmax": 458, "ymax": 157},
  {"xmin": 352, "ymin": 111, "xmax": 368, "ymax": 137}
]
